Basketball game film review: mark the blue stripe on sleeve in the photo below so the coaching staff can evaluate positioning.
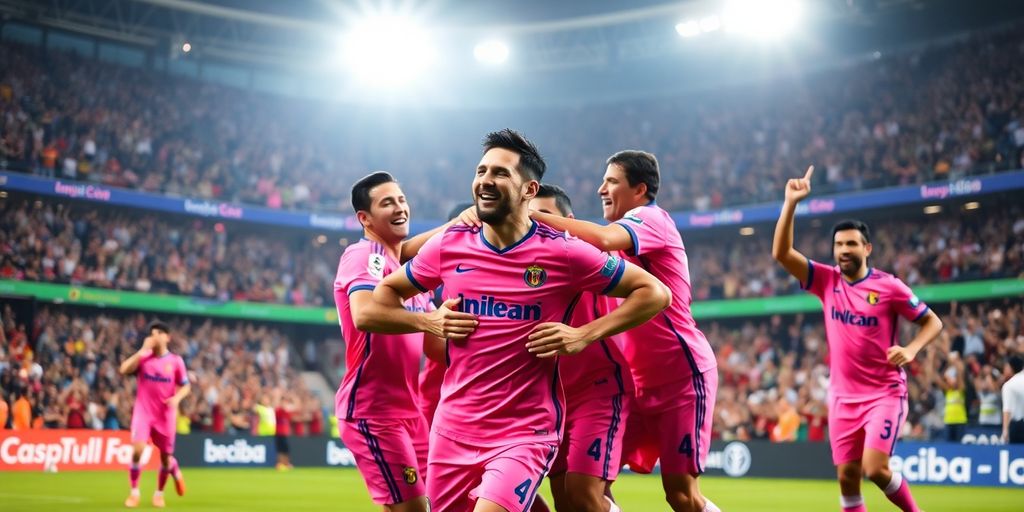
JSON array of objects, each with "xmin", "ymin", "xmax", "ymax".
[{"xmin": 405, "ymin": 261, "xmax": 428, "ymax": 293}]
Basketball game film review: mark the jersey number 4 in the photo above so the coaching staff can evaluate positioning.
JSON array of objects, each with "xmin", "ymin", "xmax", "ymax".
[
  {"xmin": 678, "ymin": 434, "xmax": 693, "ymax": 457},
  {"xmin": 514, "ymin": 479, "xmax": 532, "ymax": 505}
]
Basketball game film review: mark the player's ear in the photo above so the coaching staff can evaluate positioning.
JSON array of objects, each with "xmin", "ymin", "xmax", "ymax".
[
  {"xmin": 356, "ymin": 209, "xmax": 372, "ymax": 229},
  {"xmin": 633, "ymin": 182, "xmax": 648, "ymax": 202},
  {"xmin": 864, "ymin": 242, "xmax": 873, "ymax": 257},
  {"xmin": 523, "ymin": 180, "xmax": 539, "ymax": 201}
]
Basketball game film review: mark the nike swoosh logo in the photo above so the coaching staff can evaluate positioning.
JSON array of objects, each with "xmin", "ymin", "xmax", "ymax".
[{"xmin": 455, "ymin": 264, "xmax": 477, "ymax": 273}]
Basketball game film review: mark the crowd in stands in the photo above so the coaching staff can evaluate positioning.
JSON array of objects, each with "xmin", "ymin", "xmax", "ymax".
[
  {"xmin": 709, "ymin": 298, "xmax": 1024, "ymax": 443},
  {"xmin": 688, "ymin": 199, "xmax": 1024, "ymax": 300},
  {"xmin": 3, "ymin": 298, "xmax": 1020, "ymax": 444},
  {"xmin": 0, "ymin": 305, "xmax": 331, "ymax": 436},
  {"xmin": 2, "ymin": 24, "xmax": 1023, "ymax": 218},
  {"xmin": 2, "ymin": 194, "xmax": 1020, "ymax": 307},
  {"xmin": 0, "ymin": 196, "xmax": 337, "ymax": 306}
]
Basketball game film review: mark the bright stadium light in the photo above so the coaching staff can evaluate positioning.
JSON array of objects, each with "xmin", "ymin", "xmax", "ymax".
[
  {"xmin": 699, "ymin": 15, "xmax": 722, "ymax": 33},
  {"xmin": 474, "ymin": 40, "xmax": 509, "ymax": 65},
  {"xmin": 675, "ymin": 20, "xmax": 701, "ymax": 38},
  {"xmin": 340, "ymin": 15, "xmax": 437, "ymax": 86},
  {"xmin": 723, "ymin": 0, "xmax": 803, "ymax": 40}
]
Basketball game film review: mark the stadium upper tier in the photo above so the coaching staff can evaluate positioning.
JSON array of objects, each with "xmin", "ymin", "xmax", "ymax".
[
  {"xmin": 1, "ymin": 192, "xmax": 1020, "ymax": 307},
  {"xmin": 1, "ymin": 21, "xmax": 1022, "ymax": 219}
]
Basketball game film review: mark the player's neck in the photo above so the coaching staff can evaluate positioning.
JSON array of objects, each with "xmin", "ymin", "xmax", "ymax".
[
  {"xmin": 362, "ymin": 230, "xmax": 401, "ymax": 261},
  {"xmin": 840, "ymin": 265, "xmax": 870, "ymax": 284},
  {"xmin": 152, "ymin": 345, "xmax": 167, "ymax": 356},
  {"xmin": 482, "ymin": 214, "xmax": 534, "ymax": 251}
]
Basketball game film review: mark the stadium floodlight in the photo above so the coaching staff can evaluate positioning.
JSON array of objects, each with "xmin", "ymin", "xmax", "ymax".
[
  {"xmin": 699, "ymin": 15, "xmax": 722, "ymax": 33},
  {"xmin": 723, "ymin": 0, "xmax": 803, "ymax": 40},
  {"xmin": 923, "ymin": 205, "xmax": 942, "ymax": 215},
  {"xmin": 675, "ymin": 20, "xmax": 701, "ymax": 38},
  {"xmin": 181, "ymin": 42, "xmax": 192, "ymax": 53},
  {"xmin": 474, "ymin": 40, "xmax": 509, "ymax": 65},
  {"xmin": 340, "ymin": 15, "xmax": 437, "ymax": 86}
]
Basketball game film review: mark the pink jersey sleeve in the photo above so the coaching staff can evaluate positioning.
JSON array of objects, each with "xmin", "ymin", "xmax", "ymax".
[
  {"xmin": 887, "ymin": 276, "xmax": 930, "ymax": 322},
  {"xmin": 566, "ymin": 236, "xmax": 627, "ymax": 295},
  {"xmin": 335, "ymin": 241, "xmax": 385, "ymax": 296},
  {"xmin": 406, "ymin": 232, "xmax": 444, "ymax": 294},
  {"xmin": 801, "ymin": 258, "xmax": 835, "ymax": 299},
  {"xmin": 175, "ymin": 355, "xmax": 188, "ymax": 386},
  {"xmin": 613, "ymin": 205, "xmax": 668, "ymax": 256}
]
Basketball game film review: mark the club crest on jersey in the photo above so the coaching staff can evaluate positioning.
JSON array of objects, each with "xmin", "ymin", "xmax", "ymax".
[
  {"xmin": 866, "ymin": 291, "xmax": 880, "ymax": 305},
  {"xmin": 523, "ymin": 265, "xmax": 547, "ymax": 288},
  {"xmin": 403, "ymin": 466, "xmax": 418, "ymax": 485},
  {"xmin": 367, "ymin": 253, "xmax": 385, "ymax": 279}
]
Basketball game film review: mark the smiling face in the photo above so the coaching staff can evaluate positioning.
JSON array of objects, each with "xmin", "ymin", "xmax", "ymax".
[
  {"xmin": 597, "ymin": 163, "xmax": 647, "ymax": 222},
  {"xmin": 473, "ymin": 147, "xmax": 537, "ymax": 226},
  {"xmin": 358, "ymin": 181, "xmax": 410, "ymax": 244},
  {"xmin": 833, "ymin": 229, "xmax": 872, "ymax": 278}
]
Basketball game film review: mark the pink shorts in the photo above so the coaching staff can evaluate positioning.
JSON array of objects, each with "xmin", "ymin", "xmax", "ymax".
[
  {"xmin": 130, "ymin": 417, "xmax": 175, "ymax": 454},
  {"xmin": 630, "ymin": 368, "xmax": 718, "ymax": 475},
  {"xmin": 828, "ymin": 395, "xmax": 907, "ymax": 465},
  {"xmin": 551, "ymin": 391, "xmax": 629, "ymax": 480},
  {"xmin": 428, "ymin": 431, "xmax": 557, "ymax": 512},
  {"xmin": 340, "ymin": 416, "xmax": 429, "ymax": 505}
]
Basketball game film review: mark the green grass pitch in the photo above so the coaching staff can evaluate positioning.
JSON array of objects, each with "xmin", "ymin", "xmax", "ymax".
[{"xmin": 1, "ymin": 468, "xmax": 1021, "ymax": 511}]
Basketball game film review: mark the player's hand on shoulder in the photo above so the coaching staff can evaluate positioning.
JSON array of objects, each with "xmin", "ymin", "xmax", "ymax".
[
  {"xmin": 526, "ymin": 322, "xmax": 590, "ymax": 358},
  {"xmin": 427, "ymin": 297, "xmax": 478, "ymax": 340},
  {"xmin": 784, "ymin": 165, "xmax": 814, "ymax": 203},
  {"xmin": 886, "ymin": 345, "xmax": 918, "ymax": 367},
  {"xmin": 456, "ymin": 206, "xmax": 481, "ymax": 228}
]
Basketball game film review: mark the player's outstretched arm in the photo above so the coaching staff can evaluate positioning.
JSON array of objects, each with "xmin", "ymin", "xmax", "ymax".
[
  {"xmin": 526, "ymin": 263, "xmax": 670, "ymax": 358},
  {"xmin": 358, "ymin": 272, "xmax": 478, "ymax": 340},
  {"xmin": 886, "ymin": 310, "xmax": 943, "ymax": 366},
  {"xmin": 772, "ymin": 165, "xmax": 815, "ymax": 285},
  {"xmin": 530, "ymin": 210, "xmax": 635, "ymax": 253},
  {"xmin": 118, "ymin": 336, "xmax": 156, "ymax": 375}
]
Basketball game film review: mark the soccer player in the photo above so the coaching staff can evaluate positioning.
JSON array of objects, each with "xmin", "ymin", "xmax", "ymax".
[
  {"xmin": 359, "ymin": 130, "xmax": 670, "ymax": 512},
  {"xmin": 530, "ymin": 184, "xmax": 630, "ymax": 512},
  {"xmin": 772, "ymin": 166, "xmax": 943, "ymax": 512},
  {"xmin": 530, "ymin": 151, "xmax": 719, "ymax": 512},
  {"xmin": 334, "ymin": 171, "xmax": 446, "ymax": 512},
  {"xmin": 119, "ymin": 320, "xmax": 189, "ymax": 509}
]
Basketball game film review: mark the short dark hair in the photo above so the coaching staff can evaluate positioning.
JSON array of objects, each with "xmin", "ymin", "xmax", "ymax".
[
  {"xmin": 535, "ymin": 183, "xmax": 573, "ymax": 217},
  {"xmin": 447, "ymin": 202, "xmax": 474, "ymax": 222},
  {"xmin": 832, "ymin": 219, "xmax": 871, "ymax": 244},
  {"xmin": 147, "ymin": 320, "xmax": 170, "ymax": 335},
  {"xmin": 482, "ymin": 129, "xmax": 546, "ymax": 182},
  {"xmin": 351, "ymin": 171, "xmax": 397, "ymax": 213},
  {"xmin": 1010, "ymin": 355, "xmax": 1024, "ymax": 374},
  {"xmin": 606, "ymin": 150, "xmax": 659, "ymax": 201}
]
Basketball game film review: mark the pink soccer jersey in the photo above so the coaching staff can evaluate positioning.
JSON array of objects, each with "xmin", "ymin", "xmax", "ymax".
[
  {"xmin": 802, "ymin": 259, "xmax": 930, "ymax": 400},
  {"xmin": 406, "ymin": 221, "xmax": 627, "ymax": 446},
  {"xmin": 560, "ymin": 292, "xmax": 632, "ymax": 399},
  {"xmin": 611, "ymin": 204, "xmax": 716, "ymax": 389},
  {"xmin": 132, "ymin": 351, "xmax": 188, "ymax": 430},
  {"xmin": 335, "ymin": 239, "xmax": 435, "ymax": 420}
]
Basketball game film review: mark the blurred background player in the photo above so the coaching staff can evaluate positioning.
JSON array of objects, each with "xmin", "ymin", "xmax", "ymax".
[
  {"xmin": 1003, "ymin": 355, "xmax": 1024, "ymax": 444},
  {"xmin": 531, "ymin": 151, "xmax": 719, "ymax": 512},
  {"xmin": 334, "ymin": 171, "xmax": 444, "ymax": 512},
  {"xmin": 772, "ymin": 166, "xmax": 944, "ymax": 512},
  {"xmin": 362, "ymin": 129, "xmax": 669, "ymax": 512},
  {"xmin": 530, "ymin": 184, "xmax": 631, "ymax": 512},
  {"xmin": 118, "ymin": 320, "xmax": 190, "ymax": 508}
]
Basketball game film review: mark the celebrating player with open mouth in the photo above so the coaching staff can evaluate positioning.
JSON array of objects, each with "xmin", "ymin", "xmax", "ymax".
[
  {"xmin": 360, "ymin": 129, "xmax": 670, "ymax": 512},
  {"xmin": 772, "ymin": 166, "xmax": 944, "ymax": 512}
]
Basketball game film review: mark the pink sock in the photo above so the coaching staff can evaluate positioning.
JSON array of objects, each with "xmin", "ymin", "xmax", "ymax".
[
  {"xmin": 169, "ymin": 457, "xmax": 180, "ymax": 478},
  {"xmin": 840, "ymin": 495, "xmax": 866, "ymax": 512},
  {"xmin": 129, "ymin": 464, "xmax": 141, "ymax": 490},
  {"xmin": 158, "ymin": 465, "xmax": 170, "ymax": 491},
  {"xmin": 884, "ymin": 473, "xmax": 920, "ymax": 512}
]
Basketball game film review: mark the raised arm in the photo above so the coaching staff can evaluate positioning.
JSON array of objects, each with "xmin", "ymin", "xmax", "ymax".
[
  {"xmin": 400, "ymin": 207, "xmax": 479, "ymax": 263},
  {"xmin": 772, "ymin": 165, "xmax": 815, "ymax": 286},
  {"xmin": 530, "ymin": 211, "xmax": 635, "ymax": 253},
  {"xmin": 119, "ymin": 336, "xmax": 156, "ymax": 375},
  {"xmin": 526, "ymin": 263, "xmax": 670, "ymax": 358}
]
